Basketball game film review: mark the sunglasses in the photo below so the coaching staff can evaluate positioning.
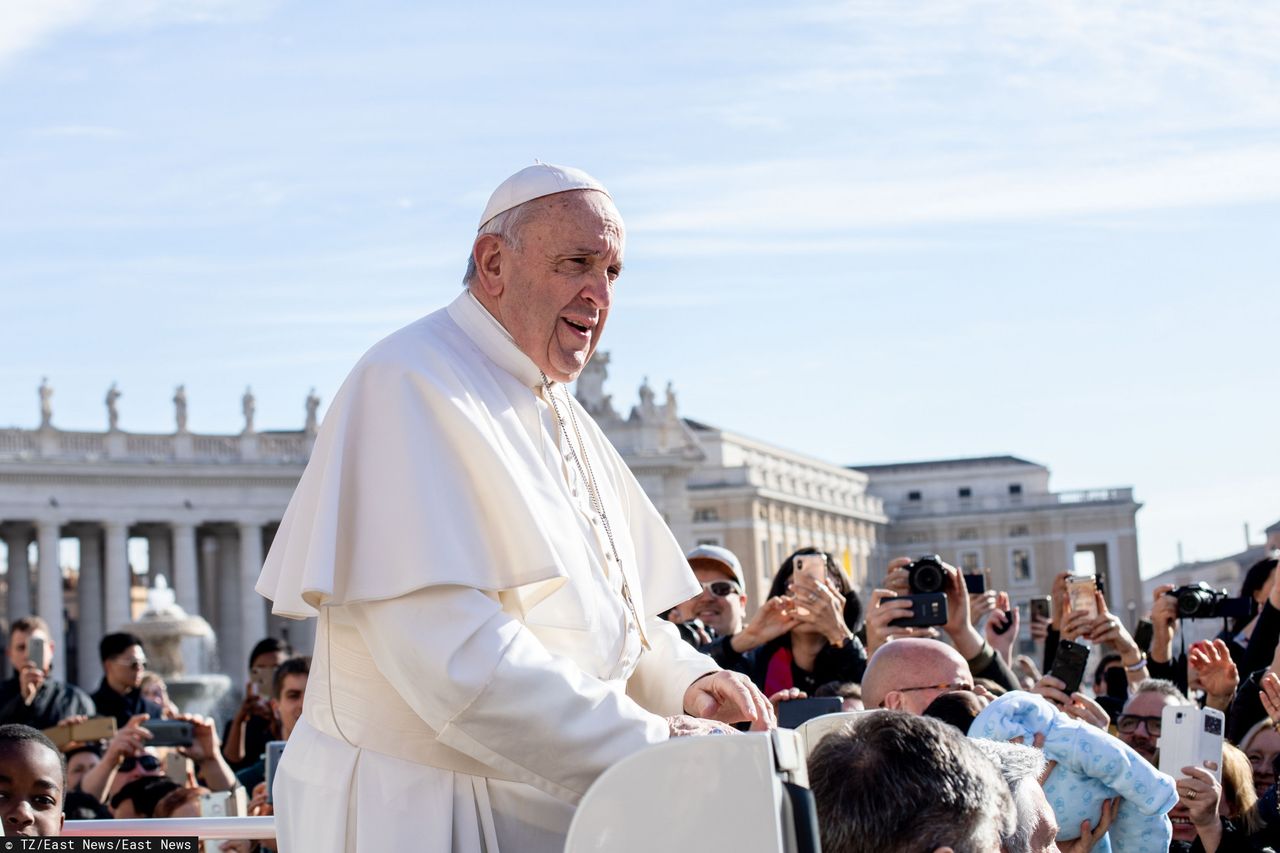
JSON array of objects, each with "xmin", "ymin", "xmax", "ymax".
[
  {"xmin": 1116, "ymin": 714, "xmax": 1162, "ymax": 736},
  {"xmin": 119, "ymin": 754, "xmax": 161, "ymax": 773},
  {"xmin": 698, "ymin": 580, "xmax": 741, "ymax": 598}
]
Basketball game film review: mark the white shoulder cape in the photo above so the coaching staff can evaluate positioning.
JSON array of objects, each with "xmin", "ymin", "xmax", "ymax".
[{"xmin": 257, "ymin": 295, "xmax": 696, "ymax": 621}]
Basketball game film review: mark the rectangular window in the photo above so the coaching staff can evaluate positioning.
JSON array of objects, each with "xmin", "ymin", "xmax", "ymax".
[
  {"xmin": 906, "ymin": 531, "xmax": 931, "ymax": 545},
  {"xmin": 958, "ymin": 487, "xmax": 972, "ymax": 499},
  {"xmin": 693, "ymin": 507, "xmax": 720, "ymax": 522},
  {"xmin": 1009, "ymin": 525, "xmax": 1030, "ymax": 537},
  {"xmin": 957, "ymin": 527, "xmax": 979, "ymax": 541},
  {"xmin": 907, "ymin": 490, "xmax": 922, "ymax": 501},
  {"xmin": 1009, "ymin": 484, "xmax": 1023, "ymax": 495},
  {"xmin": 959, "ymin": 551, "xmax": 980, "ymax": 573},
  {"xmin": 1011, "ymin": 548, "xmax": 1032, "ymax": 582},
  {"xmin": 696, "ymin": 537, "xmax": 720, "ymax": 547}
]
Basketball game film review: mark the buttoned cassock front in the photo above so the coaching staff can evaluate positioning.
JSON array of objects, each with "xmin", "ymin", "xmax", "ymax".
[{"xmin": 256, "ymin": 290, "xmax": 716, "ymax": 852}]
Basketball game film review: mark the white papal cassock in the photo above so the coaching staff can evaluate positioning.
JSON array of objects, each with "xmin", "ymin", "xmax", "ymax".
[{"xmin": 256, "ymin": 289, "xmax": 717, "ymax": 852}]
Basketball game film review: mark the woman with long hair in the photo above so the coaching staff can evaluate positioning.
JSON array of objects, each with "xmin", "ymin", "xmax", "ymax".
[{"xmin": 732, "ymin": 547, "xmax": 867, "ymax": 696}]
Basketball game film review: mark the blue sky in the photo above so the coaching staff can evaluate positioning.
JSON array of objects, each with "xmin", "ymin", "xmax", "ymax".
[{"xmin": 2, "ymin": 1, "xmax": 1276, "ymax": 580}]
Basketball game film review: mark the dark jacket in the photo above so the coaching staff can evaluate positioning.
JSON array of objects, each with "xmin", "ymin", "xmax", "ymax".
[
  {"xmin": 0, "ymin": 676, "xmax": 95, "ymax": 729},
  {"xmin": 703, "ymin": 634, "xmax": 868, "ymax": 696},
  {"xmin": 90, "ymin": 681, "xmax": 162, "ymax": 728}
]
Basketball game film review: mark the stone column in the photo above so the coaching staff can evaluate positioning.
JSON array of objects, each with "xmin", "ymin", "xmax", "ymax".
[
  {"xmin": 172, "ymin": 523, "xmax": 199, "ymax": 616},
  {"xmin": 77, "ymin": 528, "xmax": 104, "ymax": 689},
  {"xmin": 103, "ymin": 522, "xmax": 132, "ymax": 632},
  {"xmin": 35, "ymin": 520, "xmax": 65, "ymax": 676},
  {"xmin": 4, "ymin": 525, "xmax": 32, "ymax": 628},
  {"xmin": 239, "ymin": 523, "xmax": 267, "ymax": 646},
  {"xmin": 147, "ymin": 528, "xmax": 172, "ymax": 590},
  {"xmin": 216, "ymin": 529, "xmax": 243, "ymax": 678}
]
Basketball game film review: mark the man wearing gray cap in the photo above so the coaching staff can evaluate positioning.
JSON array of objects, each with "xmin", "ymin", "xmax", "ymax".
[{"xmin": 257, "ymin": 163, "xmax": 773, "ymax": 852}]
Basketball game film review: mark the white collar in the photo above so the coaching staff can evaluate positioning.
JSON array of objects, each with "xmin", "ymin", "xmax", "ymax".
[{"xmin": 447, "ymin": 290, "xmax": 546, "ymax": 390}]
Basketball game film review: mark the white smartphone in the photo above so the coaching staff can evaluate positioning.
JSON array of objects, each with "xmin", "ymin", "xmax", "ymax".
[{"xmin": 1158, "ymin": 705, "xmax": 1224, "ymax": 781}]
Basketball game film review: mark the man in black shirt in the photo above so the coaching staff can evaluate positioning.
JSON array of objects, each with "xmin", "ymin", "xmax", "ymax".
[
  {"xmin": 90, "ymin": 633, "xmax": 161, "ymax": 727},
  {"xmin": 0, "ymin": 617, "xmax": 95, "ymax": 730}
]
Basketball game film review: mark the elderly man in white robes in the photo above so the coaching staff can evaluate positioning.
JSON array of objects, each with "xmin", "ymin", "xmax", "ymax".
[{"xmin": 256, "ymin": 163, "xmax": 775, "ymax": 852}]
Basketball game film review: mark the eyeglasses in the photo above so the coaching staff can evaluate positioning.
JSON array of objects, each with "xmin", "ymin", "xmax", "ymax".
[
  {"xmin": 896, "ymin": 682, "xmax": 974, "ymax": 694},
  {"xmin": 698, "ymin": 580, "xmax": 741, "ymax": 598},
  {"xmin": 112, "ymin": 657, "xmax": 147, "ymax": 670},
  {"xmin": 119, "ymin": 754, "xmax": 161, "ymax": 773},
  {"xmin": 1116, "ymin": 714, "xmax": 1162, "ymax": 736}
]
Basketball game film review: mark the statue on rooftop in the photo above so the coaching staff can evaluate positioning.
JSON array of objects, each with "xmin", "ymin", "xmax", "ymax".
[
  {"xmin": 38, "ymin": 377, "xmax": 53, "ymax": 429},
  {"xmin": 242, "ymin": 386, "xmax": 256, "ymax": 435},
  {"xmin": 305, "ymin": 388, "xmax": 321, "ymax": 436},
  {"xmin": 174, "ymin": 385, "xmax": 188, "ymax": 434},
  {"xmin": 105, "ymin": 382, "xmax": 122, "ymax": 431}
]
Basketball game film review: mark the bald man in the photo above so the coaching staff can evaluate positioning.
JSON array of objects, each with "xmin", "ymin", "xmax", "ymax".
[{"xmin": 861, "ymin": 638, "xmax": 974, "ymax": 714}]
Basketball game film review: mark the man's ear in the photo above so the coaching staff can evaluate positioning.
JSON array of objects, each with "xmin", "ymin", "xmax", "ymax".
[
  {"xmin": 472, "ymin": 234, "xmax": 506, "ymax": 297},
  {"xmin": 883, "ymin": 691, "xmax": 905, "ymax": 711}
]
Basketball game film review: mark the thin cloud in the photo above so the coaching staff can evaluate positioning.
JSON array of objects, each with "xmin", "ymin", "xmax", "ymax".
[
  {"xmin": 0, "ymin": 0, "xmax": 277, "ymax": 67},
  {"xmin": 31, "ymin": 124, "xmax": 123, "ymax": 139},
  {"xmin": 626, "ymin": 145, "xmax": 1280, "ymax": 233}
]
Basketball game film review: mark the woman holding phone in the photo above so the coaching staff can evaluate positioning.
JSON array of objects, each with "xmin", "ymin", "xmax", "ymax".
[{"xmin": 730, "ymin": 547, "xmax": 867, "ymax": 697}]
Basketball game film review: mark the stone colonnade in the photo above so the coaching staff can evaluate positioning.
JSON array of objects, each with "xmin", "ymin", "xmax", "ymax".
[{"xmin": 0, "ymin": 518, "xmax": 289, "ymax": 687}]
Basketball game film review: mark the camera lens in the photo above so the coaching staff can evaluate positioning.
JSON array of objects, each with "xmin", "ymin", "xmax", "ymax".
[{"xmin": 910, "ymin": 559, "xmax": 945, "ymax": 595}]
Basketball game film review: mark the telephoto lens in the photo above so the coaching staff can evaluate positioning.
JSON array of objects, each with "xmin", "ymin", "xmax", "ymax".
[{"xmin": 908, "ymin": 555, "xmax": 946, "ymax": 595}]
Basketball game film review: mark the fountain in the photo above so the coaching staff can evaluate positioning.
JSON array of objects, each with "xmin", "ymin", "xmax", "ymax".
[{"xmin": 126, "ymin": 576, "xmax": 232, "ymax": 719}]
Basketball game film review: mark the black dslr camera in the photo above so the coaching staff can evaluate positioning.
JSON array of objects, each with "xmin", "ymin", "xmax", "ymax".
[
  {"xmin": 908, "ymin": 554, "xmax": 947, "ymax": 595},
  {"xmin": 1165, "ymin": 583, "xmax": 1251, "ymax": 620}
]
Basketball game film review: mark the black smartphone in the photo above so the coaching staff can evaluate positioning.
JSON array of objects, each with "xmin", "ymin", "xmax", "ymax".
[
  {"xmin": 964, "ymin": 573, "xmax": 986, "ymax": 595},
  {"xmin": 887, "ymin": 593, "xmax": 948, "ymax": 628},
  {"xmin": 1133, "ymin": 619, "xmax": 1154, "ymax": 653},
  {"xmin": 992, "ymin": 609, "xmax": 1016, "ymax": 635},
  {"xmin": 1029, "ymin": 596, "xmax": 1052, "ymax": 623},
  {"xmin": 1048, "ymin": 639, "xmax": 1089, "ymax": 695},
  {"xmin": 776, "ymin": 697, "xmax": 843, "ymax": 730},
  {"xmin": 143, "ymin": 719, "xmax": 195, "ymax": 747}
]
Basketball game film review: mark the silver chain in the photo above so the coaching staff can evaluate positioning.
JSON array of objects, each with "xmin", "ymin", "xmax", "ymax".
[{"xmin": 540, "ymin": 373, "xmax": 650, "ymax": 650}]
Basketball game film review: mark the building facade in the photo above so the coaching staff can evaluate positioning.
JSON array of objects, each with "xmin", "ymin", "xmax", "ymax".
[
  {"xmin": 853, "ymin": 456, "xmax": 1145, "ymax": 629},
  {"xmin": 2, "ymin": 363, "xmax": 1146, "ymax": 686}
]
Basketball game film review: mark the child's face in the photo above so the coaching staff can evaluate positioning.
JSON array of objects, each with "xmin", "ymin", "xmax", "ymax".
[{"xmin": 0, "ymin": 740, "xmax": 65, "ymax": 837}]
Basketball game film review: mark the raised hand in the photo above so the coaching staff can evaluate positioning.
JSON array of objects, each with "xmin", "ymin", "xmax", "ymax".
[
  {"xmin": 731, "ymin": 596, "xmax": 799, "ymax": 653},
  {"xmin": 865, "ymin": 588, "xmax": 939, "ymax": 655},
  {"xmin": 1188, "ymin": 639, "xmax": 1238, "ymax": 711}
]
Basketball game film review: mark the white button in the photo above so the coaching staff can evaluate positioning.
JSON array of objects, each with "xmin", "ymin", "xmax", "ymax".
[{"xmin": 606, "ymin": 552, "xmax": 615, "ymax": 562}]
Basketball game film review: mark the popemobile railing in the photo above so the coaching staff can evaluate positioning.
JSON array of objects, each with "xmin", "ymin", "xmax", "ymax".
[{"xmin": 62, "ymin": 816, "xmax": 276, "ymax": 840}]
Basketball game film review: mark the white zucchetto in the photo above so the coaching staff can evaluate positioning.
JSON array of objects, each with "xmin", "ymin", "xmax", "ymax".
[{"xmin": 478, "ymin": 162, "xmax": 610, "ymax": 229}]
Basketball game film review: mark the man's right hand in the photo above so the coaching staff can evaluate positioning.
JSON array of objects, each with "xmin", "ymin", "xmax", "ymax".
[
  {"xmin": 666, "ymin": 714, "xmax": 739, "ymax": 737},
  {"xmin": 19, "ymin": 664, "xmax": 46, "ymax": 704}
]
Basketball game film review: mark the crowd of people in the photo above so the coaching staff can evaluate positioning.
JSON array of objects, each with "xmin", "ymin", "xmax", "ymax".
[
  {"xmin": 662, "ymin": 544, "xmax": 1280, "ymax": 853},
  {"xmin": 4, "ymin": 546, "xmax": 1280, "ymax": 851},
  {"xmin": 0, "ymin": 615, "xmax": 307, "ymax": 849}
]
